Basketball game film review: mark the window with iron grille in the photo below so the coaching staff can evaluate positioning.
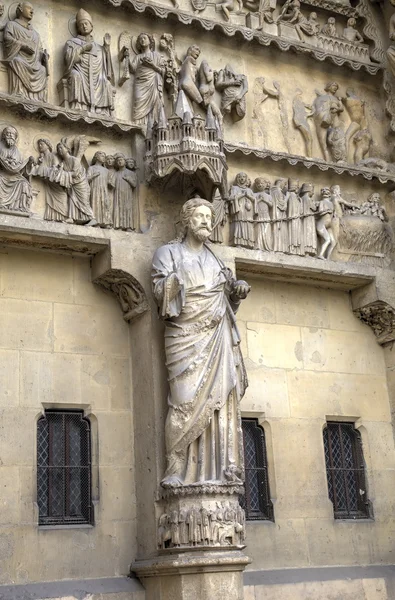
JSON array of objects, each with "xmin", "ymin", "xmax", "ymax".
[
  {"xmin": 37, "ymin": 410, "xmax": 93, "ymax": 526},
  {"xmin": 323, "ymin": 422, "xmax": 371, "ymax": 520},
  {"xmin": 241, "ymin": 418, "xmax": 274, "ymax": 521}
]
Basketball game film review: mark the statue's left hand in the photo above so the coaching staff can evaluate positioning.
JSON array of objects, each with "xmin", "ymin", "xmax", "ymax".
[
  {"xmin": 103, "ymin": 33, "xmax": 111, "ymax": 46},
  {"xmin": 231, "ymin": 280, "xmax": 251, "ymax": 301}
]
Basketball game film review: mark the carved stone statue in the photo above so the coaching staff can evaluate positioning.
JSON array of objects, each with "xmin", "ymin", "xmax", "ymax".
[
  {"xmin": 229, "ymin": 172, "xmax": 256, "ymax": 249},
  {"xmin": 312, "ymin": 81, "xmax": 345, "ymax": 162},
  {"xmin": 321, "ymin": 17, "xmax": 337, "ymax": 38},
  {"xmin": 300, "ymin": 182, "xmax": 317, "ymax": 256},
  {"xmin": 341, "ymin": 89, "xmax": 371, "ymax": 164},
  {"xmin": 253, "ymin": 177, "xmax": 272, "ymax": 251},
  {"xmin": 243, "ymin": 0, "xmax": 274, "ymax": 29},
  {"xmin": 316, "ymin": 187, "xmax": 336, "ymax": 259},
  {"xmin": 112, "ymin": 152, "xmax": 137, "ymax": 231},
  {"xmin": 287, "ymin": 179, "xmax": 302, "ymax": 255},
  {"xmin": 159, "ymin": 33, "xmax": 180, "ymax": 111},
  {"xmin": 360, "ymin": 193, "xmax": 388, "ymax": 221},
  {"xmin": 209, "ymin": 191, "xmax": 227, "ymax": 244},
  {"xmin": 387, "ymin": 13, "xmax": 395, "ymax": 80},
  {"xmin": 176, "ymin": 45, "xmax": 202, "ymax": 117},
  {"xmin": 0, "ymin": 125, "xmax": 34, "ymax": 213},
  {"xmin": 199, "ymin": 60, "xmax": 223, "ymax": 129},
  {"xmin": 217, "ymin": 0, "xmax": 243, "ymax": 22},
  {"xmin": 292, "ymin": 89, "xmax": 313, "ymax": 157},
  {"xmin": 295, "ymin": 11, "xmax": 320, "ymax": 38},
  {"xmin": 126, "ymin": 32, "xmax": 166, "ymax": 124},
  {"xmin": 3, "ymin": 2, "xmax": 49, "ymax": 101},
  {"xmin": 271, "ymin": 178, "xmax": 289, "ymax": 253},
  {"xmin": 330, "ymin": 184, "xmax": 358, "ymax": 219},
  {"xmin": 215, "ymin": 65, "xmax": 248, "ymax": 122},
  {"xmin": 87, "ymin": 150, "xmax": 113, "ymax": 227},
  {"xmin": 62, "ymin": 9, "xmax": 114, "ymax": 115},
  {"xmin": 151, "ymin": 197, "xmax": 250, "ymax": 488},
  {"xmin": 343, "ymin": 17, "xmax": 363, "ymax": 44},
  {"xmin": 277, "ymin": 0, "xmax": 302, "ymax": 23}
]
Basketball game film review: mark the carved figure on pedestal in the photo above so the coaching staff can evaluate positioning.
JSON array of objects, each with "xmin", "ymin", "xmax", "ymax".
[
  {"xmin": 316, "ymin": 187, "xmax": 336, "ymax": 259},
  {"xmin": 159, "ymin": 33, "xmax": 180, "ymax": 111},
  {"xmin": 271, "ymin": 178, "xmax": 289, "ymax": 253},
  {"xmin": 295, "ymin": 11, "xmax": 320, "ymax": 38},
  {"xmin": 229, "ymin": 172, "xmax": 256, "ymax": 249},
  {"xmin": 124, "ymin": 32, "xmax": 166, "ymax": 124},
  {"xmin": 287, "ymin": 178, "xmax": 302, "ymax": 255},
  {"xmin": 215, "ymin": 65, "xmax": 248, "ymax": 122},
  {"xmin": 321, "ymin": 17, "xmax": 337, "ymax": 38},
  {"xmin": 343, "ymin": 17, "xmax": 363, "ymax": 44},
  {"xmin": 209, "ymin": 191, "xmax": 227, "ymax": 244},
  {"xmin": 312, "ymin": 81, "xmax": 345, "ymax": 162},
  {"xmin": 341, "ymin": 88, "xmax": 371, "ymax": 164},
  {"xmin": 113, "ymin": 152, "xmax": 137, "ymax": 231},
  {"xmin": 62, "ymin": 9, "xmax": 115, "ymax": 115},
  {"xmin": 3, "ymin": 2, "xmax": 49, "ymax": 102},
  {"xmin": 199, "ymin": 60, "xmax": 223, "ymax": 130},
  {"xmin": 292, "ymin": 89, "xmax": 313, "ymax": 157},
  {"xmin": 0, "ymin": 125, "xmax": 34, "ymax": 213},
  {"xmin": 300, "ymin": 182, "xmax": 317, "ymax": 256},
  {"xmin": 87, "ymin": 151, "xmax": 113, "ymax": 228},
  {"xmin": 253, "ymin": 177, "xmax": 272, "ymax": 251},
  {"xmin": 152, "ymin": 198, "xmax": 250, "ymax": 488},
  {"xmin": 176, "ymin": 45, "xmax": 202, "ymax": 117},
  {"xmin": 30, "ymin": 138, "xmax": 70, "ymax": 222}
]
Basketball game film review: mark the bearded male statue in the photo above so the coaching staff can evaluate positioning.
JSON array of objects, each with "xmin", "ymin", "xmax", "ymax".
[{"xmin": 152, "ymin": 197, "xmax": 250, "ymax": 488}]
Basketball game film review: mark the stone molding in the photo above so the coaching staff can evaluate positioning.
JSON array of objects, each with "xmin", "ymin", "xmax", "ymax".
[
  {"xmin": 105, "ymin": 0, "xmax": 382, "ymax": 74},
  {"xmin": 224, "ymin": 142, "xmax": 395, "ymax": 186},
  {"xmin": 133, "ymin": 550, "xmax": 251, "ymax": 577}
]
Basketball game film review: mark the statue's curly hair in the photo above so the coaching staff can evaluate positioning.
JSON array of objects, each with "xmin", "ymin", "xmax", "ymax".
[{"xmin": 174, "ymin": 196, "xmax": 215, "ymax": 242}]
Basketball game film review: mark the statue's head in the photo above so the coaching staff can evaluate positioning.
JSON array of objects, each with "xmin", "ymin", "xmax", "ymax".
[
  {"xmin": 159, "ymin": 33, "xmax": 174, "ymax": 52},
  {"xmin": 0, "ymin": 4, "xmax": 4, "ymax": 17},
  {"xmin": 347, "ymin": 17, "xmax": 356, "ymax": 27},
  {"xmin": 187, "ymin": 45, "xmax": 201, "ymax": 60},
  {"xmin": 325, "ymin": 81, "xmax": 339, "ymax": 94},
  {"xmin": 114, "ymin": 152, "xmax": 126, "ymax": 169},
  {"xmin": 37, "ymin": 138, "xmax": 52, "ymax": 153},
  {"xmin": 56, "ymin": 142, "xmax": 70, "ymax": 158},
  {"xmin": 330, "ymin": 184, "xmax": 340, "ymax": 196},
  {"xmin": 136, "ymin": 32, "xmax": 155, "ymax": 53},
  {"xmin": 105, "ymin": 154, "xmax": 115, "ymax": 168},
  {"xmin": 274, "ymin": 178, "xmax": 287, "ymax": 190},
  {"xmin": 76, "ymin": 8, "xmax": 93, "ymax": 35},
  {"xmin": 288, "ymin": 178, "xmax": 299, "ymax": 192},
  {"xmin": 368, "ymin": 192, "xmax": 381, "ymax": 204},
  {"xmin": 126, "ymin": 157, "xmax": 136, "ymax": 170},
  {"xmin": 16, "ymin": 2, "xmax": 34, "ymax": 21},
  {"xmin": 92, "ymin": 150, "xmax": 106, "ymax": 165},
  {"xmin": 300, "ymin": 182, "xmax": 314, "ymax": 195},
  {"xmin": 327, "ymin": 17, "xmax": 335, "ymax": 25},
  {"xmin": 321, "ymin": 187, "xmax": 331, "ymax": 198},
  {"xmin": 235, "ymin": 172, "xmax": 250, "ymax": 188},
  {"xmin": 253, "ymin": 177, "xmax": 270, "ymax": 192},
  {"xmin": 310, "ymin": 12, "xmax": 317, "ymax": 19},
  {"xmin": 179, "ymin": 196, "xmax": 214, "ymax": 242},
  {"xmin": 2, "ymin": 126, "xmax": 18, "ymax": 147}
]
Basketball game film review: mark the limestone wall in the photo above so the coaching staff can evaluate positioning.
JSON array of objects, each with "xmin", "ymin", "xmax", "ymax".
[
  {"xmin": 0, "ymin": 247, "xmax": 136, "ymax": 584},
  {"xmin": 237, "ymin": 277, "xmax": 395, "ymax": 570}
]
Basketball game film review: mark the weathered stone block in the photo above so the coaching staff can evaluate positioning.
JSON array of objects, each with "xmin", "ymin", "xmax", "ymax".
[{"xmin": 247, "ymin": 322, "xmax": 302, "ymax": 369}]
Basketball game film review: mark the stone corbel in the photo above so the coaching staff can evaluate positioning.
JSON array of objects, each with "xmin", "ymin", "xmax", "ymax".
[
  {"xmin": 93, "ymin": 268, "xmax": 149, "ymax": 323},
  {"xmin": 352, "ymin": 270, "xmax": 395, "ymax": 345}
]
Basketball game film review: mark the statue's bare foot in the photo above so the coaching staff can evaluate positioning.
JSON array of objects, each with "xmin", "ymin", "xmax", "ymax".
[{"xmin": 161, "ymin": 474, "xmax": 183, "ymax": 488}]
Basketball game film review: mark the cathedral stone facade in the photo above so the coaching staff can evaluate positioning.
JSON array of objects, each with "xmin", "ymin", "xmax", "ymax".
[{"xmin": 0, "ymin": 0, "xmax": 395, "ymax": 599}]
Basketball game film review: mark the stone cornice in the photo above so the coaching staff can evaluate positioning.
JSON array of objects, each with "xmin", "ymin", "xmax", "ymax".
[
  {"xmin": 224, "ymin": 142, "xmax": 395, "ymax": 186},
  {"xmin": 104, "ymin": 0, "xmax": 382, "ymax": 74}
]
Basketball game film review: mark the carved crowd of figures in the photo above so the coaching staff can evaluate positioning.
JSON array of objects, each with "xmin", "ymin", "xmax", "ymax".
[
  {"xmin": 225, "ymin": 172, "xmax": 388, "ymax": 261},
  {"xmin": 158, "ymin": 502, "xmax": 245, "ymax": 549},
  {"xmin": 0, "ymin": 124, "xmax": 137, "ymax": 229}
]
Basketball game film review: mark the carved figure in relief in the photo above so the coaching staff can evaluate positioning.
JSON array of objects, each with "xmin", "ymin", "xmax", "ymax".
[
  {"xmin": 158, "ymin": 513, "xmax": 170, "ymax": 549},
  {"xmin": 252, "ymin": 77, "xmax": 280, "ymax": 148},
  {"xmin": 387, "ymin": 13, "xmax": 395, "ymax": 80},
  {"xmin": 292, "ymin": 89, "xmax": 313, "ymax": 157},
  {"xmin": 209, "ymin": 190, "xmax": 227, "ymax": 244},
  {"xmin": 360, "ymin": 193, "xmax": 388, "ymax": 221},
  {"xmin": 341, "ymin": 88, "xmax": 371, "ymax": 164},
  {"xmin": 215, "ymin": 65, "xmax": 248, "ymax": 122},
  {"xmin": 296, "ymin": 11, "xmax": 320, "ymax": 38},
  {"xmin": 199, "ymin": 60, "xmax": 223, "ymax": 129},
  {"xmin": 327, "ymin": 121, "xmax": 347, "ymax": 163},
  {"xmin": 177, "ymin": 45, "xmax": 202, "ymax": 116},
  {"xmin": 187, "ymin": 507, "xmax": 202, "ymax": 545},
  {"xmin": 271, "ymin": 178, "xmax": 289, "ymax": 253},
  {"xmin": 277, "ymin": 0, "xmax": 302, "ymax": 23},
  {"xmin": 316, "ymin": 187, "xmax": 336, "ymax": 259},
  {"xmin": 151, "ymin": 198, "xmax": 249, "ymax": 487},
  {"xmin": 87, "ymin": 151, "xmax": 113, "ymax": 228},
  {"xmin": 343, "ymin": 17, "xmax": 363, "ymax": 44},
  {"xmin": 0, "ymin": 125, "xmax": 34, "ymax": 213},
  {"xmin": 330, "ymin": 184, "xmax": 358, "ymax": 218},
  {"xmin": 159, "ymin": 33, "xmax": 180, "ymax": 111},
  {"xmin": 127, "ymin": 33, "xmax": 166, "ymax": 124},
  {"xmin": 300, "ymin": 182, "xmax": 317, "ymax": 255},
  {"xmin": 244, "ymin": 0, "xmax": 275, "ymax": 29},
  {"xmin": 253, "ymin": 177, "xmax": 273, "ymax": 251},
  {"xmin": 287, "ymin": 178, "xmax": 302, "ymax": 255},
  {"xmin": 63, "ymin": 9, "xmax": 115, "ymax": 115},
  {"xmin": 321, "ymin": 16, "xmax": 337, "ymax": 38},
  {"xmin": 178, "ymin": 508, "xmax": 189, "ymax": 545},
  {"xmin": 312, "ymin": 81, "xmax": 345, "ymax": 162},
  {"xmin": 3, "ymin": 2, "xmax": 49, "ymax": 102},
  {"xmin": 31, "ymin": 138, "xmax": 70, "ymax": 222},
  {"xmin": 170, "ymin": 510, "xmax": 181, "ymax": 547},
  {"xmin": 112, "ymin": 152, "xmax": 137, "ymax": 231},
  {"xmin": 217, "ymin": 0, "xmax": 243, "ymax": 22},
  {"xmin": 201, "ymin": 508, "xmax": 211, "ymax": 545},
  {"xmin": 229, "ymin": 172, "xmax": 256, "ymax": 249}
]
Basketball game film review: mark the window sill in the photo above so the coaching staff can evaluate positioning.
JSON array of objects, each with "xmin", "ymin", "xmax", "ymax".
[
  {"xmin": 38, "ymin": 524, "xmax": 94, "ymax": 531},
  {"xmin": 333, "ymin": 518, "xmax": 374, "ymax": 524}
]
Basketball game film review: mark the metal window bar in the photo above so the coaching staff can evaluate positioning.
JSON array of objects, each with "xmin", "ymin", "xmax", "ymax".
[
  {"xmin": 37, "ymin": 410, "xmax": 93, "ymax": 526},
  {"xmin": 241, "ymin": 418, "xmax": 274, "ymax": 521},
  {"xmin": 323, "ymin": 422, "xmax": 370, "ymax": 519}
]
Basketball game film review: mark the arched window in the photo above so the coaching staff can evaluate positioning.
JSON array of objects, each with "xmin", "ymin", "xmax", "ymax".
[
  {"xmin": 323, "ymin": 422, "xmax": 371, "ymax": 519},
  {"xmin": 241, "ymin": 418, "xmax": 274, "ymax": 521},
  {"xmin": 37, "ymin": 410, "xmax": 93, "ymax": 526}
]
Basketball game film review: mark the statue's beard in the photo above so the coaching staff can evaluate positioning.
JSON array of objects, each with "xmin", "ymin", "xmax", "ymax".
[{"xmin": 190, "ymin": 223, "xmax": 212, "ymax": 242}]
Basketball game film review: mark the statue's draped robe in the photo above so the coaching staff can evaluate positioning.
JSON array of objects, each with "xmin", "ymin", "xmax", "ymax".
[
  {"xmin": 130, "ymin": 51, "xmax": 165, "ymax": 123},
  {"xmin": 112, "ymin": 167, "xmax": 136, "ymax": 230},
  {"xmin": 254, "ymin": 192, "xmax": 272, "ymax": 251},
  {"xmin": 64, "ymin": 35, "xmax": 114, "ymax": 114},
  {"xmin": 230, "ymin": 185, "xmax": 255, "ymax": 248},
  {"xmin": 0, "ymin": 141, "xmax": 33, "ymax": 211},
  {"xmin": 287, "ymin": 190, "xmax": 302, "ymax": 255},
  {"xmin": 51, "ymin": 155, "xmax": 94, "ymax": 222},
  {"xmin": 87, "ymin": 163, "xmax": 112, "ymax": 226},
  {"xmin": 301, "ymin": 191, "xmax": 317, "ymax": 255},
  {"xmin": 152, "ymin": 242, "xmax": 247, "ymax": 485},
  {"xmin": 271, "ymin": 186, "xmax": 289, "ymax": 253},
  {"xmin": 3, "ymin": 19, "xmax": 47, "ymax": 101},
  {"xmin": 30, "ymin": 150, "xmax": 68, "ymax": 221}
]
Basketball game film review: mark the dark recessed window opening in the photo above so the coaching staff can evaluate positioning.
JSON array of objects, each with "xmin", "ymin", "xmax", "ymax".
[
  {"xmin": 37, "ymin": 410, "xmax": 93, "ymax": 526},
  {"xmin": 241, "ymin": 418, "xmax": 274, "ymax": 521}
]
